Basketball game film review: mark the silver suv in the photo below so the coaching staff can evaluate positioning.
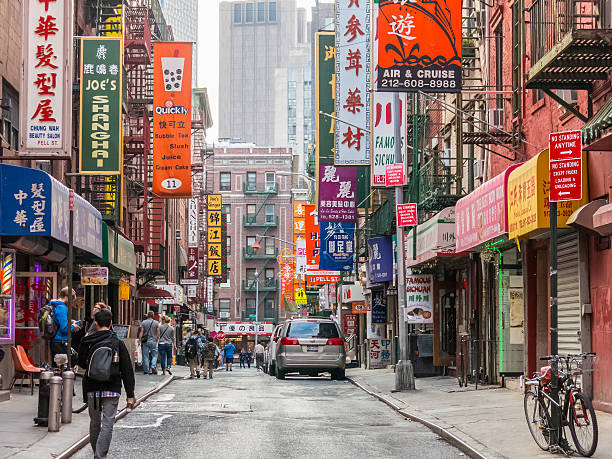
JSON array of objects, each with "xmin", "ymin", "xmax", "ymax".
[{"xmin": 275, "ymin": 318, "xmax": 346, "ymax": 380}]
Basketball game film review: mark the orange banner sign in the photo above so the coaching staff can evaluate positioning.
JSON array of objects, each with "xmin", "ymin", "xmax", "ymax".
[{"xmin": 153, "ymin": 42, "xmax": 192, "ymax": 197}]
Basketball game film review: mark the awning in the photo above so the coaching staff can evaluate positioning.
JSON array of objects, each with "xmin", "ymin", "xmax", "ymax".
[
  {"xmin": 0, "ymin": 164, "xmax": 102, "ymax": 257},
  {"xmin": 455, "ymin": 164, "xmax": 521, "ymax": 252},
  {"xmin": 583, "ymin": 97, "xmax": 612, "ymax": 149},
  {"xmin": 101, "ymin": 223, "xmax": 136, "ymax": 275},
  {"xmin": 136, "ymin": 286, "xmax": 173, "ymax": 299},
  {"xmin": 155, "ymin": 283, "xmax": 185, "ymax": 305},
  {"xmin": 507, "ymin": 150, "xmax": 588, "ymax": 239},
  {"xmin": 567, "ymin": 199, "xmax": 607, "ymax": 235}
]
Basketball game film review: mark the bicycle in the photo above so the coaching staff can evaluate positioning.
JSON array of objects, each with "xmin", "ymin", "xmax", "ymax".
[{"xmin": 523, "ymin": 353, "xmax": 598, "ymax": 457}]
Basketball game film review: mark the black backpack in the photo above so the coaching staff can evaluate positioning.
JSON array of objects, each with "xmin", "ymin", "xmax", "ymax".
[
  {"xmin": 185, "ymin": 336, "xmax": 199, "ymax": 359},
  {"xmin": 87, "ymin": 333, "xmax": 120, "ymax": 382}
]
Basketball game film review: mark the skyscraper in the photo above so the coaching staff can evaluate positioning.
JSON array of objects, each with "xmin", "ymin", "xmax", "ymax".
[{"xmin": 159, "ymin": 0, "xmax": 198, "ymax": 81}]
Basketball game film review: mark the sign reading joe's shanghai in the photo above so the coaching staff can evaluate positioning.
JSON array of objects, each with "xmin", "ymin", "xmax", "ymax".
[
  {"xmin": 153, "ymin": 42, "xmax": 193, "ymax": 197},
  {"xmin": 79, "ymin": 38, "xmax": 122, "ymax": 174},
  {"xmin": 377, "ymin": 0, "xmax": 462, "ymax": 92},
  {"xmin": 318, "ymin": 165, "xmax": 357, "ymax": 222}
]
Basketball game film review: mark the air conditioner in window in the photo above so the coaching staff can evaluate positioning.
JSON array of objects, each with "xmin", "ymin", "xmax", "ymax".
[
  {"xmin": 220, "ymin": 311, "xmax": 230, "ymax": 319},
  {"xmin": 441, "ymin": 148, "xmax": 452, "ymax": 167},
  {"xmin": 175, "ymin": 230, "xmax": 182, "ymax": 240},
  {"xmin": 474, "ymin": 159, "xmax": 485, "ymax": 180},
  {"xmin": 488, "ymin": 108, "xmax": 504, "ymax": 131}
]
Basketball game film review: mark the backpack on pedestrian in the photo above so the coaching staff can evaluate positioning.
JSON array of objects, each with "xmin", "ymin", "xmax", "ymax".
[
  {"xmin": 38, "ymin": 304, "xmax": 58, "ymax": 340},
  {"xmin": 86, "ymin": 332, "xmax": 121, "ymax": 382},
  {"xmin": 185, "ymin": 336, "xmax": 199, "ymax": 360}
]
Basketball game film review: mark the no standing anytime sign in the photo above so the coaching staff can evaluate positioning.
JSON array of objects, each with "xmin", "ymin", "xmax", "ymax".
[{"xmin": 549, "ymin": 130, "xmax": 582, "ymax": 202}]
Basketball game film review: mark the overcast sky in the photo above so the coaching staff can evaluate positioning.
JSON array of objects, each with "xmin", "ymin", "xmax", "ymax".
[{"xmin": 197, "ymin": 0, "xmax": 318, "ymax": 142}]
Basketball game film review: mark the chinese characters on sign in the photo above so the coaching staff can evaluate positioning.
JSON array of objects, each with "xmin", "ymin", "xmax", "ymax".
[
  {"xmin": 304, "ymin": 204, "xmax": 320, "ymax": 269},
  {"xmin": 367, "ymin": 236, "xmax": 394, "ymax": 283},
  {"xmin": 153, "ymin": 42, "xmax": 192, "ymax": 197},
  {"xmin": 318, "ymin": 165, "xmax": 358, "ymax": 222},
  {"xmin": 335, "ymin": 0, "xmax": 370, "ymax": 164},
  {"xmin": 316, "ymin": 32, "xmax": 336, "ymax": 173},
  {"xmin": 377, "ymin": 0, "xmax": 462, "ymax": 92},
  {"xmin": 280, "ymin": 263, "xmax": 295, "ymax": 310},
  {"xmin": 405, "ymin": 274, "xmax": 433, "ymax": 324},
  {"xmin": 21, "ymin": 0, "xmax": 71, "ymax": 153},
  {"xmin": 79, "ymin": 38, "xmax": 122, "ymax": 173},
  {"xmin": 549, "ymin": 131, "xmax": 582, "ymax": 202},
  {"xmin": 371, "ymin": 289, "xmax": 387, "ymax": 324},
  {"xmin": 396, "ymin": 203, "xmax": 418, "ymax": 227},
  {"xmin": 207, "ymin": 194, "xmax": 222, "ymax": 276},
  {"xmin": 319, "ymin": 222, "xmax": 355, "ymax": 271},
  {"xmin": 215, "ymin": 322, "xmax": 275, "ymax": 336},
  {"xmin": 368, "ymin": 339, "xmax": 392, "ymax": 368}
]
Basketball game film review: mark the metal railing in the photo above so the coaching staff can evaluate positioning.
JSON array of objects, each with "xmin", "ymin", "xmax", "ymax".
[
  {"xmin": 368, "ymin": 199, "xmax": 395, "ymax": 236},
  {"xmin": 242, "ymin": 279, "xmax": 279, "ymax": 291},
  {"xmin": 243, "ymin": 215, "xmax": 279, "ymax": 227},
  {"xmin": 243, "ymin": 247, "xmax": 278, "ymax": 259},
  {"xmin": 242, "ymin": 182, "xmax": 279, "ymax": 194}
]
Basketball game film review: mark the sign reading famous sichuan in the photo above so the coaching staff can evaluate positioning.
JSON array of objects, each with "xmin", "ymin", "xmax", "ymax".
[
  {"xmin": 153, "ymin": 42, "xmax": 192, "ymax": 197},
  {"xmin": 79, "ymin": 38, "xmax": 122, "ymax": 174},
  {"xmin": 377, "ymin": 0, "xmax": 462, "ymax": 92}
]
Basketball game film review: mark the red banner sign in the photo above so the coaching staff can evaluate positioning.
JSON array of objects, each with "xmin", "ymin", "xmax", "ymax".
[
  {"xmin": 307, "ymin": 270, "xmax": 341, "ymax": 285},
  {"xmin": 304, "ymin": 204, "xmax": 320, "ymax": 268},
  {"xmin": 385, "ymin": 163, "xmax": 404, "ymax": 186},
  {"xmin": 397, "ymin": 203, "xmax": 418, "ymax": 226}
]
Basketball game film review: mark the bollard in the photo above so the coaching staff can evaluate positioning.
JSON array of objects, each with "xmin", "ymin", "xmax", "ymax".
[
  {"xmin": 48, "ymin": 375, "xmax": 62, "ymax": 432},
  {"xmin": 33, "ymin": 371, "xmax": 53, "ymax": 426},
  {"xmin": 61, "ymin": 370, "xmax": 75, "ymax": 424}
]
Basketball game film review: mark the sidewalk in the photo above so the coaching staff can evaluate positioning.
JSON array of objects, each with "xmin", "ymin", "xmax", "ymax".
[
  {"xmin": 347, "ymin": 368, "xmax": 612, "ymax": 459},
  {"xmin": 0, "ymin": 365, "xmax": 189, "ymax": 459}
]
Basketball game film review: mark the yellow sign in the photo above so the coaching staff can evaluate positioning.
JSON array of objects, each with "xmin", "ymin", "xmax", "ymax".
[
  {"xmin": 507, "ymin": 149, "xmax": 588, "ymax": 239},
  {"xmin": 208, "ymin": 210, "xmax": 222, "ymax": 226},
  {"xmin": 208, "ymin": 243, "xmax": 222, "ymax": 259},
  {"xmin": 295, "ymin": 287, "xmax": 307, "ymax": 305},
  {"xmin": 207, "ymin": 194, "xmax": 222, "ymax": 210},
  {"xmin": 208, "ymin": 259, "xmax": 222, "ymax": 276},
  {"xmin": 276, "ymin": 247, "xmax": 296, "ymax": 264},
  {"xmin": 208, "ymin": 227, "xmax": 221, "ymax": 243},
  {"xmin": 119, "ymin": 280, "xmax": 130, "ymax": 301}
]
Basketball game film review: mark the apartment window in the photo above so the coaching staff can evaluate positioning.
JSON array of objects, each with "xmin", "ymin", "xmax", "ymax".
[
  {"xmin": 265, "ymin": 204, "xmax": 275, "ymax": 223},
  {"xmin": 264, "ymin": 298, "xmax": 275, "ymax": 318},
  {"xmin": 221, "ymin": 204, "xmax": 231, "ymax": 223},
  {"xmin": 220, "ymin": 172, "xmax": 231, "ymax": 191},
  {"xmin": 265, "ymin": 236, "xmax": 275, "ymax": 255},
  {"xmin": 246, "ymin": 299, "xmax": 256, "ymax": 316},
  {"xmin": 219, "ymin": 299, "xmax": 231, "ymax": 315},
  {"xmin": 265, "ymin": 268, "xmax": 274, "ymax": 279},
  {"xmin": 247, "ymin": 236, "xmax": 256, "ymax": 248},
  {"xmin": 269, "ymin": 1, "xmax": 276, "ymax": 21},
  {"xmin": 265, "ymin": 172, "xmax": 275, "ymax": 190},
  {"xmin": 247, "ymin": 204, "xmax": 256, "ymax": 216},
  {"xmin": 557, "ymin": 90, "xmax": 578, "ymax": 107},
  {"xmin": 246, "ymin": 171, "xmax": 257, "ymax": 191},
  {"xmin": 245, "ymin": 2, "xmax": 254, "ymax": 23},
  {"xmin": 227, "ymin": 236, "xmax": 231, "ymax": 256},
  {"xmin": 257, "ymin": 2, "xmax": 265, "ymax": 22},
  {"xmin": 246, "ymin": 268, "xmax": 256, "ymax": 280},
  {"xmin": 1, "ymin": 79, "xmax": 19, "ymax": 150},
  {"xmin": 233, "ymin": 3, "xmax": 242, "ymax": 23}
]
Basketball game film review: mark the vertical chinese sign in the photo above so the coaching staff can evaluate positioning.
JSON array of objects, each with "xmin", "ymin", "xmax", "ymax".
[
  {"xmin": 214, "ymin": 212, "xmax": 228, "ymax": 285},
  {"xmin": 405, "ymin": 274, "xmax": 434, "ymax": 323},
  {"xmin": 207, "ymin": 194, "xmax": 222, "ymax": 277},
  {"xmin": 187, "ymin": 198, "xmax": 199, "ymax": 283},
  {"xmin": 318, "ymin": 164, "xmax": 357, "ymax": 222},
  {"xmin": 21, "ymin": 0, "xmax": 72, "ymax": 155},
  {"xmin": 280, "ymin": 263, "xmax": 295, "ymax": 311},
  {"xmin": 153, "ymin": 42, "xmax": 192, "ymax": 197},
  {"xmin": 377, "ymin": 0, "xmax": 462, "ymax": 92},
  {"xmin": 79, "ymin": 38, "xmax": 122, "ymax": 174},
  {"xmin": 293, "ymin": 201, "xmax": 307, "ymax": 307},
  {"xmin": 304, "ymin": 204, "xmax": 320, "ymax": 271},
  {"xmin": 335, "ymin": 0, "xmax": 370, "ymax": 165},
  {"xmin": 315, "ymin": 32, "xmax": 336, "ymax": 199},
  {"xmin": 319, "ymin": 222, "xmax": 355, "ymax": 271}
]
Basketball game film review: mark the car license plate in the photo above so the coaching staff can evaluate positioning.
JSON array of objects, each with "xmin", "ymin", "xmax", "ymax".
[{"xmin": 306, "ymin": 345, "xmax": 318, "ymax": 352}]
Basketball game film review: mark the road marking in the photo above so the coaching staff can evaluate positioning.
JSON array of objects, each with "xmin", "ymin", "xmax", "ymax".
[
  {"xmin": 115, "ymin": 414, "xmax": 173, "ymax": 429},
  {"xmin": 153, "ymin": 393, "xmax": 176, "ymax": 402}
]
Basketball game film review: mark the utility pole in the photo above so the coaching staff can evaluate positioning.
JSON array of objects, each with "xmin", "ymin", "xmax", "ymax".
[
  {"xmin": 67, "ymin": 189, "xmax": 74, "ymax": 370},
  {"xmin": 255, "ymin": 271, "xmax": 259, "ymax": 347},
  {"xmin": 394, "ymin": 91, "xmax": 415, "ymax": 391},
  {"xmin": 549, "ymin": 201, "xmax": 560, "ymax": 444}
]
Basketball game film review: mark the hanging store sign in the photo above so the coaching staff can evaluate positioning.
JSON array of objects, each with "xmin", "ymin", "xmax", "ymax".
[
  {"xmin": 186, "ymin": 246, "xmax": 198, "ymax": 282},
  {"xmin": 153, "ymin": 42, "xmax": 192, "ymax": 197},
  {"xmin": 549, "ymin": 131, "xmax": 583, "ymax": 202},
  {"xmin": 318, "ymin": 165, "xmax": 358, "ymax": 222},
  {"xmin": 377, "ymin": 0, "xmax": 462, "ymax": 92},
  {"xmin": 455, "ymin": 165, "xmax": 519, "ymax": 252},
  {"xmin": 215, "ymin": 322, "xmax": 274, "ymax": 336},
  {"xmin": 371, "ymin": 289, "xmax": 387, "ymax": 324},
  {"xmin": 304, "ymin": 204, "xmax": 320, "ymax": 269},
  {"xmin": 207, "ymin": 194, "xmax": 222, "ymax": 276},
  {"xmin": 280, "ymin": 263, "xmax": 295, "ymax": 309},
  {"xmin": 319, "ymin": 222, "xmax": 354, "ymax": 271},
  {"xmin": 20, "ymin": 0, "xmax": 72, "ymax": 155},
  {"xmin": 80, "ymin": 266, "xmax": 108, "ymax": 286},
  {"xmin": 343, "ymin": 313, "xmax": 357, "ymax": 335},
  {"xmin": 397, "ymin": 203, "xmax": 418, "ymax": 227},
  {"xmin": 405, "ymin": 206, "xmax": 457, "ymax": 267},
  {"xmin": 315, "ymin": 31, "xmax": 336, "ymax": 180},
  {"xmin": 188, "ymin": 198, "xmax": 198, "ymax": 247},
  {"xmin": 405, "ymin": 274, "xmax": 433, "ymax": 323},
  {"xmin": 507, "ymin": 150, "xmax": 588, "ymax": 239},
  {"xmin": 306, "ymin": 270, "xmax": 341, "ymax": 285},
  {"xmin": 156, "ymin": 284, "xmax": 185, "ymax": 305},
  {"xmin": 79, "ymin": 38, "xmax": 122, "ymax": 174},
  {"xmin": 367, "ymin": 236, "xmax": 393, "ymax": 283},
  {"xmin": 335, "ymin": 0, "xmax": 371, "ymax": 164},
  {"xmin": 368, "ymin": 339, "xmax": 392, "ymax": 368}
]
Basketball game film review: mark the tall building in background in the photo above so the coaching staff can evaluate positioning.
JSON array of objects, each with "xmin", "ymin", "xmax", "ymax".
[{"xmin": 159, "ymin": 0, "xmax": 198, "ymax": 81}]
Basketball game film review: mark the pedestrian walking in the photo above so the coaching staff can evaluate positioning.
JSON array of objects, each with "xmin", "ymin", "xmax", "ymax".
[
  {"xmin": 158, "ymin": 316, "xmax": 175, "ymax": 375},
  {"xmin": 87, "ymin": 303, "xmax": 109, "ymax": 335},
  {"xmin": 49, "ymin": 287, "xmax": 81, "ymax": 367},
  {"xmin": 223, "ymin": 341, "xmax": 236, "ymax": 371},
  {"xmin": 239, "ymin": 347, "xmax": 247, "ymax": 368},
  {"xmin": 138, "ymin": 311, "xmax": 160, "ymax": 375},
  {"xmin": 77, "ymin": 308, "xmax": 135, "ymax": 459},
  {"xmin": 185, "ymin": 330, "xmax": 202, "ymax": 378},
  {"xmin": 201, "ymin": 337, "xmax": 216, "ymax": 379},
  {"xmin": 213, "ymin": 343, "xmax": 220, "ymax": 369},
  {"xmin": 254, "ymin": 341, "xmax": 265, "ymax": 371}
]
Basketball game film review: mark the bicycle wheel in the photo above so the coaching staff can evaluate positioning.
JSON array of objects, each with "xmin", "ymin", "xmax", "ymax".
[
  {"xmin": 569, "ymin": 392, "xmax": 598, "ymax": 457},
  {"xmin": 524, "ymin": 390, "xmax": 552, "ymax": 450}
]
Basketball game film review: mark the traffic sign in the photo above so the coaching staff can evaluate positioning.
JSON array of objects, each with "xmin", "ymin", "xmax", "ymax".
[
  {"xmin": 549, "ymin": 131, "xmax": 582, "ymax": 202},
  {"xmin": 385, "ymin": 163, "xmax": 405, "ymax": 186},
  {"xmin": 396, "ymin": 203, "xmax": 418, "ymax": 226},
  {"xmin": 216, "ymin": 331, "xmax": 225, "ymax": 340},
  {"xmin": 295, "ymin": 287, "xmax": 307, "ymax": 305}
]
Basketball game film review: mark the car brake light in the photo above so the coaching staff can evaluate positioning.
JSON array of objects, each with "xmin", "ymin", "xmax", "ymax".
[
  {"xmin": 280, "ymin": 337, "xmax": 299, "ymax": 345},
  {"xmin": 326, "ymin": 338, "xmax": 344, "ymax": 346}
]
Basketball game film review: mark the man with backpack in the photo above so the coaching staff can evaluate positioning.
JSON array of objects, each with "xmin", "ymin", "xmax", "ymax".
[
  {"xmin": 184, "ymin": 330, "xmax": 202, "ymax": 378},
  {"xmin": 78, "ymin": 308, "xmax": 135, "ymax": 459},
  {"xmin": 138, "ymin": 311, "xmax": 160, "ymax": 375},
  {"xmin": 44, "ymin": 287, "xmax": 80, "ymax": 367},
  {"xmin": 201, "ymin": 336, "xmax": 217, "ymax": 380}
]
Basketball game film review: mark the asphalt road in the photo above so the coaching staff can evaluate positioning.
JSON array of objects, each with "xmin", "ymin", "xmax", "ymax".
[{"xmin": 74, "ymin": 368, "xmax": 464, "ymax": 459}]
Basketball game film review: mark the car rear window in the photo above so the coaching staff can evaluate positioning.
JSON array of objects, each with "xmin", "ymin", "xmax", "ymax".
[{"xmin": 286, "ymin": 322, "xmax": 339, "ymax": 339}]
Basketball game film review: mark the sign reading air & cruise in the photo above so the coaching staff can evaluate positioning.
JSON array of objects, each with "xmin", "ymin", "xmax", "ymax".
[{"xmin": 153, "ymin": 42, "xmax": 192, "ymax": 197}]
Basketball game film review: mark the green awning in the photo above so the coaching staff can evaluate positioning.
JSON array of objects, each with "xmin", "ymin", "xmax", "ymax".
[
  {"xmin": 101, "ymin": 222, "xmax": 136, "ymax": 275},
  {"xmin": 583, "ymin": 97, "xmax": 612, "ymax": 145}
]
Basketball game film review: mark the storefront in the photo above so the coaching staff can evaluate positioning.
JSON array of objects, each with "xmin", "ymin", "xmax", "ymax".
[
  {"xmin": 507, "ymin": 150, "xmax": 588, "ymax": 379},
  {"xmin": 405, "ymin": 207, "xmax": 468, "ymax": 373},
  {"xmin": 214, "ymin": 322, "xmax": 275, "ymax": 350},
  {"xmin": 0, "ymin": 164, "xmax": 102, "ymax": 389}
]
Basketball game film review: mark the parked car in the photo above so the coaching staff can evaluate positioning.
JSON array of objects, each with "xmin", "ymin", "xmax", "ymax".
[
  {"xmin": 266, "ymin": 324, "xmax": 283, "ymax": 376},
  {"xmin": 275, "ymin": 318, "xmax": 346, "ymax": 380}
]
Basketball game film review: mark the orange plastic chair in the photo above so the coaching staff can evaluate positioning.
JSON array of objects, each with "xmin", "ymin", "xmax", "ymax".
[{"xmin": 10, "ymin": 346, "xmax": 43, "ymax": 395}]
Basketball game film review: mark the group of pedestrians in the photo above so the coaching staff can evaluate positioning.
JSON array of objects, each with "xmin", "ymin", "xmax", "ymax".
[
  {"xmin": 185, "ymin": 329, "xmax": 219, "ymax": 379},
  {"xmin": 138, "ymin": 312, "xmax": 176, "ymax": 375}
]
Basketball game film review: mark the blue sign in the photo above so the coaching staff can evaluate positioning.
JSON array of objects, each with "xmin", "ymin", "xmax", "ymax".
[
  {"xmin": 319, "ymin": 222, "xmax": 354, "ymax": 271},
  {"xmin": 0, "ymin": 164, "xmax": 102, "ymax": 257},
  {"xmin": 367, "ymin": 236, "xmax": 393, "ymax": 283},
  {"xmin": 371, "ymin": 289, "xmax": 387, "ymax": 324}
]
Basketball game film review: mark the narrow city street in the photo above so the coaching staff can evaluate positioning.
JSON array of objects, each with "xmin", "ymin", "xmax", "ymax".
[{"xmin": 73, "ymin": 369, "xmax": 462, "ymax": 459}]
